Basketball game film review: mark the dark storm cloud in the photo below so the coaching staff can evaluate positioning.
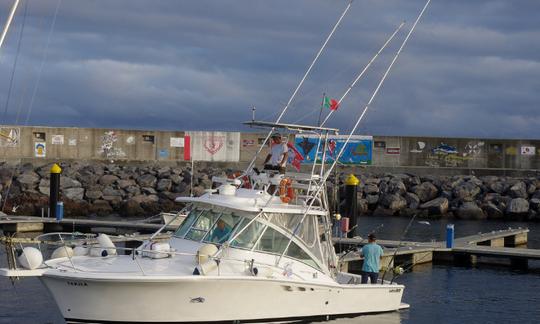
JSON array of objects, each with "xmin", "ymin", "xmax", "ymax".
[{"xmin": 0, "ymin": 0, "xmax": 539, "ymax": 138}]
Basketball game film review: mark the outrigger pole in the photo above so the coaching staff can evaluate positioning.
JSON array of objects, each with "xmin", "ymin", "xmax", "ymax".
[
  {"xmin": 278, "ymin": 0, "xmax": 433, "ymax": 267},
  {"xmin": 244, "ymin": 0, "xmax": 354, "ymax": 173},
  {"xmin": 319, "ymin": 21, "xmax": 406, "ymax": 128},
  {"xmin": 0, "ymin": 0, "xmax": 21, "ymax": 51}
]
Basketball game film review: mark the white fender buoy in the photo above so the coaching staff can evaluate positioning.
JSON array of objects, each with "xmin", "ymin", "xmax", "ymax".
[
  {"xmin": 18, "ymin": 247, "xmax": 43, "ymax": 270},
  {"xmin": 97, "ymin": 233, "xmax": 117, "ymax": 256},
  {"xmin": 196, "ymin": 244, "xmax": 218, "ymax": 264},
  {"xmin": 73, "ymin": 246, "xmax": 89, "ymax": 256},
  {"xmin": 50, "ymin": 246, "xmax": 74, "ymax": 260}
]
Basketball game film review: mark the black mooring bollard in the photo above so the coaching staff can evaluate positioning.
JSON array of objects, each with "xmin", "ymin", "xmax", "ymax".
[
  {"xmin": 344, "ymin": 174, "xmax": 359, "ymax": 238},
  {"xmin": 49, "ymin": 163, "xmax": 62, "ymax": 218}
]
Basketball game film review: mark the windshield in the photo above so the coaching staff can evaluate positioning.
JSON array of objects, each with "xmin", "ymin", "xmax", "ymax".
[{"xmin": 174, "ymin": 207, "xmax": 242, "ymax": 244}]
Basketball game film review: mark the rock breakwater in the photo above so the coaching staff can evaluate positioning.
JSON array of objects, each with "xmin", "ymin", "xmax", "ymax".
[
  {"xmin": 0, "ymin": 161, "xmax": 539, "ymax": 221},
  {"xmin": 339, "ymin": 173, "xmax": 540, "ymax": 221}
]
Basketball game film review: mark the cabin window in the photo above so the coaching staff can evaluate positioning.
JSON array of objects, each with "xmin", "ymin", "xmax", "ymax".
[
  {"xmin": 231, "ymin": 219, "xmax": 266, "ymax": 250},
  {"xmin": 185, "ymin": 210, "xmax": 222, "ymax": 241},
  {"xmin": 286, "ymin": 241, "xmax": 319, "ymax": 269},
  {"xmin": 203, "ymin": 213, "xmax": 242, "ymax": 244},
  {"xmin": 174, "ymin": 208, "xmax": 204, "ymax": 238},
  {"xmin": 254, "ymin": 226, "xmax": 289, "ymax": 254}
]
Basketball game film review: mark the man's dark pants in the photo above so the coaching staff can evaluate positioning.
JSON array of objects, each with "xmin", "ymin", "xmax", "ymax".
[{"xmin": 361, "ymin": 271, "xmax": 379, "ymax": 284}]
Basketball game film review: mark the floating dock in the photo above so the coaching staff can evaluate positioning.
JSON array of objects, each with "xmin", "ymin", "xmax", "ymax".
[
  {"xmin": 335, "ymin": 228, "xmax": 537, "ymax": 271},
  {"xmin": 0, "ymin": 214, "xmax": 177, "ymax": 234}
]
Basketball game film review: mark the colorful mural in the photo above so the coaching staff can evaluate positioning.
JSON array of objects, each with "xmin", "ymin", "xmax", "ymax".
[{"xmin": 294, "ymin": 135, "xmax": 372, "ymax": 165}]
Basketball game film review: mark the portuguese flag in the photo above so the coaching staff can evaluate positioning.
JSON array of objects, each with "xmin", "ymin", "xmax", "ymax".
[{"xmin": 324, "ymin": 96, "xmax": 339, "ymax": 111}]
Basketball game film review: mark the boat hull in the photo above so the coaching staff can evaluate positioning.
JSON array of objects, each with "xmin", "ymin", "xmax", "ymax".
[{"xmin": 41, "ymin": 275, "xmax": 404, "ymax": 323}]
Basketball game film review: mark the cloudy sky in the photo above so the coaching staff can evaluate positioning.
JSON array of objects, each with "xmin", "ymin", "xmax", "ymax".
[{"xmin": 0, "ymin": 0, "xmax": 539, "ymax": 139}]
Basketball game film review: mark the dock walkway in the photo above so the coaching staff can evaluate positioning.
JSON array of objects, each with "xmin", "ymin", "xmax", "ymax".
[
  {"xmin": 334, "ymin": 228, "xmax": 536, "ymax": 271},
  {"xmin": 0, "ymin": 215, "xmax": 177, "ymax": 233}
]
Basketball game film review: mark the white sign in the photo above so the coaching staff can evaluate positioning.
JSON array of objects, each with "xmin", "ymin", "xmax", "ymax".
[
  {"xmin": 0, "ymin": 127, "xmax": 20, "ymax": 147},
  {"xmin": 521, "ymin": 146, "xmax": 535, "ymax": 156},
  {"xmin": 35, "ymin": 142, "xmax": 46, "ymax": 158},
  {"xmin": 170, "ymin": 137, "xmax": 185, "ymax": 148},
  {"xmin": 186, "ymin": 131, "xmax": 240, "ymax": 162},
  {"xmin": 51, "ymin": 135, "xmax": 64, "ymax": 145},
  {"xmin": 68, "ymin": 138, "xmax": 77, "ymax": 146}
]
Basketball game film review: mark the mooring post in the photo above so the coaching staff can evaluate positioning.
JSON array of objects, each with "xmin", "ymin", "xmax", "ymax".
[
  {"xmin": 344, "ymin": 174, "xmax": 359, "ymax": 238},
  {"xmin": 49, "ymin": 163, "xmax": 62, "ymax": 221},
  {"xmin": 446, "ymin": 224, "xmax": 454, "ymax": 248}
]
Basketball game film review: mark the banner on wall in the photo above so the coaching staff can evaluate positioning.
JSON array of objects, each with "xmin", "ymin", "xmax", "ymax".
[
  {"xmin": 521, "ymin": 146, "xmax": 536, "ymax": 156},
  {"xmin": 35, "ymin": 142, "xmax": 46, "ymax": 157},
  {"xmin": 186, "ymin": 131, "xmax": 240, "ymax": 162},
  {"xmin": 294, "ymin": 135, "xmax": 372, "ymax": 165},
  {"xmin": 0, "ymin": 127, "xmax": 20, "ymax": 147}
]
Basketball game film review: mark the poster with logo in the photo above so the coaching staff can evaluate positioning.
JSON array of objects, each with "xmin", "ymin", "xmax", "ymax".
[
  {"xmin": 35, "ymin": 142, "xmax": 46, "ymax": 158},
  {"xmin": 186, "ymin": 131, "xmax": 240, "ymax": 162},
  {"xmin": 51, "ymin": 135, "xmax": 64, "ymax": 145},
  {"xmin": 294, "ymin": 135, "xmax": 373, "ymax": 165},
  {"xmin": 170, "ymin": 137, "xmax": 184, "ymax": 147},
  {"xmin": 521, "ymin": 146, "xmax": 535, "ymax": 156}
]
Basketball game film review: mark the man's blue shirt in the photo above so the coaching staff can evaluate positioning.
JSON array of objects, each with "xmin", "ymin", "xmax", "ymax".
[{"xmin": 361, "ymin": 243, "xmax": 384, "ymax": 273}]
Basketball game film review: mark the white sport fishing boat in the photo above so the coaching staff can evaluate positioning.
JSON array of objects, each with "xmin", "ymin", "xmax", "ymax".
[{"xmin": 0, "ymin": 0, "xmax": 433, "ymax": 322}]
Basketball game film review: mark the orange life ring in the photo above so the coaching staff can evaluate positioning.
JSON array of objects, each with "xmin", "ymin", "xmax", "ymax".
[{"xmin": 279, "ymin": 178, "xmax": 295, "ymax": 203}]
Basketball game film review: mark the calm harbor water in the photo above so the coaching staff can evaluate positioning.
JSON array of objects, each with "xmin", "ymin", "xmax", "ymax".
[{"xmin": 1, "ymin": 217, "xmax": 540, "ymax": 324}]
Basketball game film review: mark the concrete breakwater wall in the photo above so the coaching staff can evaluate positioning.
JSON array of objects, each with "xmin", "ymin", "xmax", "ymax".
[
  {"xmin": 2, "ymin": 125, "xmax": 540, "ymax": 171},
  {"xmin": 0, "ymin": 161, "xmax": 539, "ymax": 222}
]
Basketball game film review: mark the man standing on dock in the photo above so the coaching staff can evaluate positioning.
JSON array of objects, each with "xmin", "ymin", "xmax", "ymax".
[{"xmin": 360, "ymin": 233, "xmax": 384, "ymax": 284}]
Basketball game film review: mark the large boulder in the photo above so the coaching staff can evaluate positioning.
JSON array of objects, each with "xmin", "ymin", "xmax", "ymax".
[
  {"xmin": 413, "ymin": 182, "xmax": 439, "ymax": 203},
  {"xmin": 63, "ymin": 187, "xmax": 85, "ymax": 201},
  {"xmin": 156, "ymin": 179, "xmax": 172, "ymax": 192},
  {"xmin": 506, "ymin": 198, "xmax": 529, "ymax": 215},
  {"xmin": 363, "ymin": 184, "xmax": 379, "ymax": 195},
  {"xmin": 88, "ymin": 200, "xmax": 113, "ymax": 215},
  {"xmin": 380, "ymin": 193, "xmax": 407, "ymax": 211},
  {"xmin": 60, "ymin": 176, "xmax": 82, "ymax": 189},
  {"xmin": 482, "ymin": 202, "xmax": 504, "ymax": 219},
  {"xmin": 137, "ymin": 174, "xmax": 157, "ymax": 187},
  {"xmin": 387, "ymin": 179, "xmax": 406, "ymax": 195},
  {"xmin": 85, "ymin": 190, "xmax": 103, "ymax": 200},
  {"xmin": 404, "ymin": 192, "xmax": 420, "ymax": 209},
  {"xmin": 453, "ymin": 182, "xmax": 481, "ymax": 201},
  {"xmin": 16, "ymin": 172, "xmax": 40, "ymax": 189},
  {"xmin": 99, "ymin": 174, "xmax": 119, "ymax": 186},
  {"xmin": 365, "ymin": 194, "xmax": 380, "ymax": 205},
  {"xmin": 488, "ymin": 181, "xmax": 506, "ymax": 194},
  {"xmin": 420, "ymin": 197, "xmax": 449, "ymax": 216},
  {"xmin": 456, "ymin": 202, "xmax": 486, "ymax": 220},
  {"xmin": 508, "ymin": 181, "xmax": 528, "ymax": 199},
  {"xmin": 117, "ymin": 179, "xmax": 135, "ymax": 189},
  {"xmin": 121, "ymin": 199, "xmax": 146, "ymax": 217},
  {"xmin": 529, "ymin": 198, "xmax": 540, "ymax": 211}
]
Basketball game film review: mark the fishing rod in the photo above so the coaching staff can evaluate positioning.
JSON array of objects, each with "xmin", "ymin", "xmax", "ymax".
[
  {"xmin": 379, "ymin": 213, "xmax": 419, "ymax": 284},
  {"xmin": 277, "ymin": 0, "xmax": 432, "ymax": 266},
  {"xmin": 244, "ymin": 0, "xmax": 354, "ymax": 174},
  {"xmin": 0, "ymin": 0, "xmax": 21, "ymax": 51},
  {"xmin": 319, "ymin": 21, "xmax": 405, "ymax": 128}
]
